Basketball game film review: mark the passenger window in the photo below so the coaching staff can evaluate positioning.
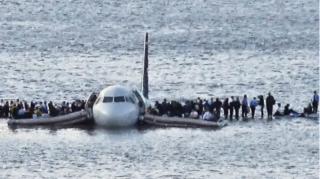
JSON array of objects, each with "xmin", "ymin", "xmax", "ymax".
[
  {"xmin": 114, "ymin": 96, "xmax": 125, "ymax": 102},
  {"xmin": 103, "ymin": 97, "xmax": 113, "ymax": 103}
]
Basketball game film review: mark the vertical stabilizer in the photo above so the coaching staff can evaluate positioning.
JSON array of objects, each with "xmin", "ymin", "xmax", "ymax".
[{"xmin": 142, "ymin": 32, "xmax": 149, "ymax": 99}]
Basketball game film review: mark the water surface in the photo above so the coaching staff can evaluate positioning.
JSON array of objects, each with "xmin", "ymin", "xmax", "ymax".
[{"xmin": 0, "ymin": 0, "xmax": 318, "ymax": 178}]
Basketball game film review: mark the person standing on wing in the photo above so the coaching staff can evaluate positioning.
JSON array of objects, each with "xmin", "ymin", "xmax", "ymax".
[
  {"xmin": 241, "ymin": 95, "xmax": 248, "ymax": 118},
  {"xmin": 258, "ymin": 95, "xmax": 264, "ymax": 118},
  {"xmin": 266, "ymin": 92, "xmax": 276, "ymax": 119},
  {"xmin": 250, "ymin": 97, "xmax": 258, "ymax": 118},
  {"xmin": 234, "ymin": 97, "xmax": 241, "ymax": 120},
  {"xmin": 214, "ymin": 98, "xmax": 222, "ymax": 119},
  {"xmin": 312, "ymin": 91, "xmax": 319, "ymax": 113},
  {"xmin": 229, "ymin": 96, "xmax": 235, "ymax": 120},
  {"xmin": 222, "ymin": 98, "xmax": 229, "ymax": 119}
]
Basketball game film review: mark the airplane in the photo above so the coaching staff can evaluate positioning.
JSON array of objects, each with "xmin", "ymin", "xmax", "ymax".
[
  {"xmin": 89, "ymin": 86, "xmax": 147, "ymax": 128},
  {"xmin": 86, "ymin": 33, "xmax": 150, "ymax": 128}
]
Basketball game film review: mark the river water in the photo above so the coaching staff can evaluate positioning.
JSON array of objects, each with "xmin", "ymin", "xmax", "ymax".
[{"xmin": 0, "ymin": 0, "xmax": 319, "ymax": 178}]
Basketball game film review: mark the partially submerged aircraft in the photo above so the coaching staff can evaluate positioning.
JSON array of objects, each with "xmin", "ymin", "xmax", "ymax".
[
  {"xmin": 86, "ymin": 33, "xmax": 150, "ymax": 128},
  {"xmin": 89, "ymin": 86, "xmax": 147, "ymax": 128}
]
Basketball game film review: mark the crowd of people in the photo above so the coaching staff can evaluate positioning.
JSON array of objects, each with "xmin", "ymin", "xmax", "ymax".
[
  {"xmin": 0, "ymin": 99, "xmax": 86, "ymax": 119},
  {"xmin": 0, "ymin": 91, "xmax": 318, "ymax": 121},
  {"xmin": 148, "ymin": 91, "xmax": 319, "ymax": 121}
]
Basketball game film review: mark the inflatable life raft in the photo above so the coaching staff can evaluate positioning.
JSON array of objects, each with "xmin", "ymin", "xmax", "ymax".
[
  {"xmin": 143, "ymin": 114, "xmax": 227, "ymax": 128},
  {"xmin": 7, "ymin": 111, "xmax": 88, "ymax": 126}
]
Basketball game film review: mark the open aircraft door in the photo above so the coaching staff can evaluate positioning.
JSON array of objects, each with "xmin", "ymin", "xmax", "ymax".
[
  {"xmin": 132, "ymin": 90, "xmax": 146, "ymax": 115},
  {"xmin": 84, "ymin": 92, "xmax": 98, "ymax": 120}
]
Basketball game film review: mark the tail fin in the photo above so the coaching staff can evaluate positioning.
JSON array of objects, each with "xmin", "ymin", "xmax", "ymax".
[{"xmin": 141, "ymin": 32, "xmax": 149, "ymax": 99}]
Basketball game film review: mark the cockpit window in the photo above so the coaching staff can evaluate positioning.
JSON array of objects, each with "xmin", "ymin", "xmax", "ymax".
[
  {"xmin": 125, "ymin": 96, "xmax": 130, "ymax": 102},
  {"xmin": 128, "ymin": 97, "xmax": 135, "ymax": 104},
  {"xmin": 95, "ymin": 97, "xmax": 101, "ymax": 105},
  {"xmin": 125, "ymin": 96, "xmax": 135, "ymax": 103},
  {"xmin": 103, "ymin": 97, "xmax": 113, "ymax": 103},
  {"xmin": 114, "ymin": 96, "xmax": 125, "ymax": 102}
]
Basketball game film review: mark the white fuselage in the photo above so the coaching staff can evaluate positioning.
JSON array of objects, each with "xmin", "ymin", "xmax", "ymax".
[{"xmin": 92, "ymin": 86, "xmax": 140, "ymax": 128}]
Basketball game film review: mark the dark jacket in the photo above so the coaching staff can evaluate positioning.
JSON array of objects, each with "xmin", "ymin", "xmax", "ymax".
[
  {"xmin": 266, "ymin": 95, "xmax": 275, "ymax": 106},
  {"xmin": 234, "ymin": 101, "xmax": 241, "ymax": 109},
  {"xmin": 215, "ymin": 100, "xmax": 222, "ymax": 110},
  {"xmin": 223, "ymin": 99, "xmax": 229, "ymax": 109},
  {"xmin": 284, "ymin": 106, "xmax": 290, "ymax": 115},
  {"xmin": 258, "ymin": 96, "xmax": 264, "ymax": 106},
  {"xmin": 229, "ymin": 100, "xmax": 235, "ymax": 109}
]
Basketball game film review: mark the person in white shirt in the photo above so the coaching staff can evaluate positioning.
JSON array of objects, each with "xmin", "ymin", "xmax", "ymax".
[
  {"xmin": 190, "ymin": 109, "xmax": 199, "ymax": 119},
  {"xmin": 15, "ymin": 99, "xmax": 20, "ymax": 106},
  {"xmin": 18, "ymin": 106, "xmax": 26, "ymax": 116},
  {"xmin": 202, "ymin": 111, "xmax": 215, "ymax": 121},
  {"xmin": 273, "ymin": 103, "xmax": 284, "ymax": 116}
]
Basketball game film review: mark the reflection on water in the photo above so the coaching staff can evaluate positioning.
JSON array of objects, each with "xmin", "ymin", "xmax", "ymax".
[{"xmin": 0, "ymin": 118, "xmax": 318, "ymax": 178}]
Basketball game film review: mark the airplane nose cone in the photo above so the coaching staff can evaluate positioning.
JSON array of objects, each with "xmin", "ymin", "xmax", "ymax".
[
  {"xmin": 93, "ymin": 104, "xmax": 138, "ymax": 128},
  {"xmin": 99, "ymin": 110, "xmax": 131, "ymax": 121}
]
